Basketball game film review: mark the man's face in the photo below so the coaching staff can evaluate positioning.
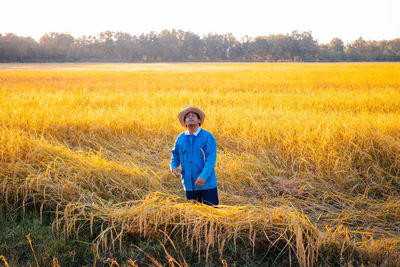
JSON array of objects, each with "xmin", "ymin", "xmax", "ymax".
[{"xmin": 185, "ymin": 112, "xmax": 200, "ymax": 127}]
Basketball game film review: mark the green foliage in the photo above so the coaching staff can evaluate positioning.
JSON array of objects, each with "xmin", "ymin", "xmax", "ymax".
[
  {"xmin": 0, "ymin": 206, "xmax": 95, "ymax": 266},
  {"xmin": 1, "ymin": 30, "xmax": 400, "ymax": 62}
]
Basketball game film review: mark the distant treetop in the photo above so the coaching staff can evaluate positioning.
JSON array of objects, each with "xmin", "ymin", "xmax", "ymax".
[{"xmin": 0, "ymin": 30, "xmax": 399, "ymax": 62}]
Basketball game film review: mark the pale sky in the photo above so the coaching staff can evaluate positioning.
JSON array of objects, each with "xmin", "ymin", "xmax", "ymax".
[{"xmin": 1, "ymin": 0, "xmax": 399, "ymax": 44}]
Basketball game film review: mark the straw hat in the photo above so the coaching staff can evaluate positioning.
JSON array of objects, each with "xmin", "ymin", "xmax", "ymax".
[{"xmin": 178, "ymin": 106, "xmax": 206, "ymax": 128}]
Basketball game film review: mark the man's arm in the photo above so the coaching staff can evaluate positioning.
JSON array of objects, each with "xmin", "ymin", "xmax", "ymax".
[
  {"xmin": 197, "ymin": 134, "xmax": 217, "ymax": 183},
  {"xmin": 170, "ymin": 137, "xmax": 181, "ymax": 178}
]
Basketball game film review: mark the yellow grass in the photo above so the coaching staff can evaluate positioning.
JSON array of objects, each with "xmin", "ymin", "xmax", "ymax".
[{"xmin": 1, "ymin": 62, "xmax": 400, "ymax": 266}]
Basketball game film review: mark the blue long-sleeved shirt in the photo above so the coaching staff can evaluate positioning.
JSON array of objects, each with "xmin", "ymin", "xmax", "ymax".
[{"xmin": 170, "ymin": 128, "xmax": 217, "ymax": 191}]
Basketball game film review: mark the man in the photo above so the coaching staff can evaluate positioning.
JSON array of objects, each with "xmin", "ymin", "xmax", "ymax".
[{"xmin": 170, "ymin": 106, "xmax": 219, "ymax": 206}]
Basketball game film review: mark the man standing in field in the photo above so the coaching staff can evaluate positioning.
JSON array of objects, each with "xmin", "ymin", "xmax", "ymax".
[{"xmin": 170, "ymin": 106, "xmax": 219, "ymax": 206}]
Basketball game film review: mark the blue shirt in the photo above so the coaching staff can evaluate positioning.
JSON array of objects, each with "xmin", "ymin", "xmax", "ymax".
[{"xmin": 170, "ymin": 128, "xmax": 218, "ymax": 191}]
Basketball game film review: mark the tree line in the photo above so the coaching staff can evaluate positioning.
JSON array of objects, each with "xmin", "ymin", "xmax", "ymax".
[{"xmin": 1, "ymin": 30, "xmax": 399, "ymax": 62}]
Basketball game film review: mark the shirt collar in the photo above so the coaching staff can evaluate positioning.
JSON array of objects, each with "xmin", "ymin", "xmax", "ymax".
[{"xmin": 184, "ymin": 127, "xmax": 201, "ymax": 136}]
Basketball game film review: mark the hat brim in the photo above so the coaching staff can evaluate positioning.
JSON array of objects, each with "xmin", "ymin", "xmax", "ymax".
[{"xmin": 178, "ymin": 106, "xmax": 206, "ymax": 128}]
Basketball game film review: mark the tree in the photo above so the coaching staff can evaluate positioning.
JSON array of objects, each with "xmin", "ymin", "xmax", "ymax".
[
  {"xmin": 203, "ymin": 33, "xmax": 231, "ymax": 61},
  {"xmin": 39, "ymin": 33, "xmax": 75, "ymax": 61},
  {"xmin": 0, "ymin": 33, "xmax": 38, "ymax": 62},
  {"xmin": 329, "ymin": 38, "xmax": 344, "ymax": 53},
  {"xmin": 322, "ymin": 38, "xmax": 346, "ymax": 61},
  {"xmin": 1, "ymin": 30, "xmax": 400, "ymax": 62}
]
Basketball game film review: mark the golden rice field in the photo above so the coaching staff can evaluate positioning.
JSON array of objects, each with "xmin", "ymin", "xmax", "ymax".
[{"xmin": 1, "ymin": 62, "xmax": 400, "ymax": 266}]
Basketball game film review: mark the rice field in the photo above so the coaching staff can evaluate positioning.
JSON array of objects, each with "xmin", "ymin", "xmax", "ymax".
[{"xmin": 1, "ymin": 62, "xmax": 400, "ymax": 266}]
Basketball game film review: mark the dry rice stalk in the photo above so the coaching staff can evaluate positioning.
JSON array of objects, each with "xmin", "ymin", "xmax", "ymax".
[
  {"xmin": 26, "ymin": 233, "xmax": 39, "ymax": 267},
  {"xmin": 0, "ymin": 256, "xmax": 9, "ymax": 267},
  {"xmin": 52, "ymin": 257, "xmax": 60, "ymax": 267}
]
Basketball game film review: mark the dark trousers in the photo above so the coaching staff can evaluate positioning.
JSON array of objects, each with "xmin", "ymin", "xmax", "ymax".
[{"xmin": 185, "ymin": 187, "xmax": 219, "ymax": 206}]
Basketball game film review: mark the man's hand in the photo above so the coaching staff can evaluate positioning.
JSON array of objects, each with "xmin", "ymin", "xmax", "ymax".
[
  {"xmin": 195, "ymin": 177, "xmax": 206, "ymax": 187},
  {"xmin": 171, "ymin": 168, "xmax": 181, "ymax": 178}
]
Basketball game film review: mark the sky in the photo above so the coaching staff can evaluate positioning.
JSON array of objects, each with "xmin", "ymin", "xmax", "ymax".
[{"xmin": 1, "ymin": 0, "xmax": 399, "ymax": 44}]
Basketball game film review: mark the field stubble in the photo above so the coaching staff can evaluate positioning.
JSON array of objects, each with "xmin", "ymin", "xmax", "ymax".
[{"xmin": 0, "ymin": 63, "xmax": 400, "ymax": 266}]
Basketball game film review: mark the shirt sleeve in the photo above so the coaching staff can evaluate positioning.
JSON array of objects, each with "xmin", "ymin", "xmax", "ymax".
[
  {"xmin": 170, "ymin": 137, "xmax": 180, "ymax": 170},
  {"xmin": 198, "ymin": 134, "xmax": 217, "ymax": 181}
]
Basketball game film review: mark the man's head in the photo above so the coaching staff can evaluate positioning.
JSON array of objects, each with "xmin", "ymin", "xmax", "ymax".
[
  {"xmin": 184, "ymin": 112, "xmax": 201, "ymax": 127},
  {"xmin": 178, "ymin": 106, "xmax": 206, "ymax": 128}
]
